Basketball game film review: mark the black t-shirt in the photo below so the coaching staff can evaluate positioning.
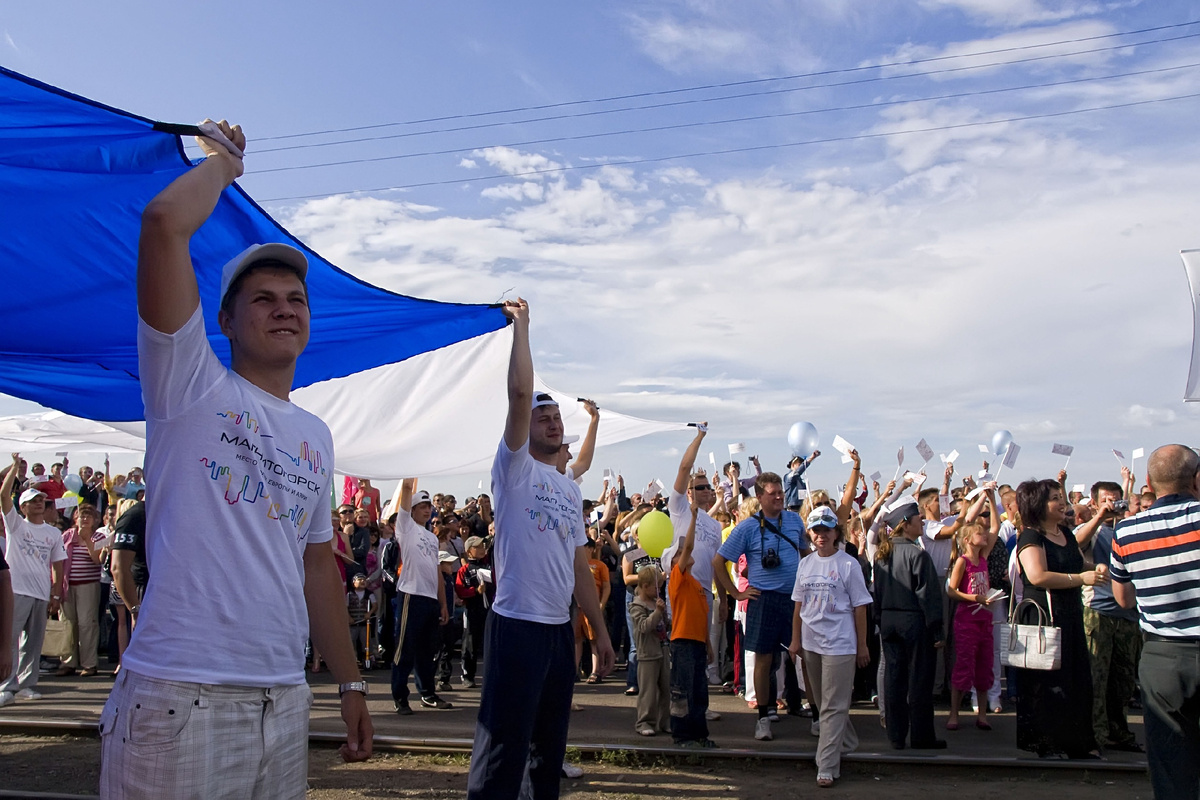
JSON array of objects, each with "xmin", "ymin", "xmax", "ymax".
[
  {"xmin": 111, "ymin": 501, "xmax": 149, "ymax": 587},
  {"xmin": 464, "ymin": 513, "xmax": 489, "ymax": 540},
  {"xmin": 350, "ymin": 526, "xmax": 371, "ymax": 565},
  {"xmin": 0, "ymin": 547, "xmax": 7, "ymax": 571}
]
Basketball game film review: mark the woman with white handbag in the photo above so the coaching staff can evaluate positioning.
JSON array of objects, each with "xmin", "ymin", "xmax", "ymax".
[{"xmin": 1013, "ymin": 478, "xmax": 1104, "ymax": 759}]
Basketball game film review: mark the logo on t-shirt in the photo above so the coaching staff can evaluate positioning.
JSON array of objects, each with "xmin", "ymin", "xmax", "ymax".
[
  {"xmin": 527, "ymin": 479, "xmax": 581, "ymax": 542},
  {"xmin": 202, "ymin": 418, "xmax": 330, "ymax": 539},
  {"xmin": 218, "ymin": 409, "xmax": 260, "ymax": 433}
]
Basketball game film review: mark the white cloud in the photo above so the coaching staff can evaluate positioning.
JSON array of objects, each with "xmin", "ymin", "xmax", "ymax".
[
  {"xmin": 471, "ymin": 146, "xmax": 562, "ymax": 178},
  {"xmin": 4, "ymin": 30, "xmax": 17, "ymax": 52},
  {"xmin": 480, "ymin": 182, "xmax": 545, "ymax": 202},
  {"xmin": 280, "ymin": 112, "xmax": 1200, "ymax": 488},
  {"xmin": 915, "ymin": 0, "xmax": 1102, "ymax": 26},
  {"xmin": 627, "ymin": 14, "xmax": 755, "ymax": 73},
  {"xmin": 1123, "ymin": 405, "xmax": 1179, "ymax": 429},
  {"xmin": 458, "ymin": 158, "xmax": 478, "ymax": 169}
]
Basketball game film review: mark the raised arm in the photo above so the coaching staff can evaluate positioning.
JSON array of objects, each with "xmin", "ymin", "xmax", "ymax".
[
  {"xmin": 138, "ymin": 121, "xmax": 244, "ymax": 334},
  {"xmin": 673, "ymin": 423, "xmax": 708, "ymax": 494},
  {"xmin": 501, "ymin": 299, "xmax": 533, "ymax": 451},
  {"xmin": 568, "ymin": 399, "xmax": 600, "ymax": 479},
  {"xmin": 397, "ymin": 478, "xmax": 416, "ymax": 514},
  {"xmin": 678, "ymin": 501, "xmax": 699, "ymax": 572},
  {"xmin": 837, "ymin": 449, "xmax": 862, "ymax": 523},
  {"xmin": 1, "ymin": 453, "xmax": 19, "ymax": 517}
]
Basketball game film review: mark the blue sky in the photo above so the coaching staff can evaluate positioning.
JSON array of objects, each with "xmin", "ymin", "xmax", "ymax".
[{"xmin": 4, "ymin": 0, "xmax": 1200, "ymax": 499}]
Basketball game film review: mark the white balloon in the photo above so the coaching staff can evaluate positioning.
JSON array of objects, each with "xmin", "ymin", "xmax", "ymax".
[
  {"xmin": 788, "ymin": 422, "xmax": 820, "ymax": 458},
  {"xmin": 990, "ymin": 429, "xmax": 1013, "ymax": 457}
]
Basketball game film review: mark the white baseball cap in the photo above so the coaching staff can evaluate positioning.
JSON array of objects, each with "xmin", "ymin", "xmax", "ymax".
[
  {"xmin": 412, "ymin": 490, "xmax": 432, "ymax": 506},
  {"xmin": 19, "ymin": 487, "xmax": 46, "ymax": 505},
  {"xmin": 532, "ymin": 392, "xmax": 558, "ymax": 411},
  {"xmin": 219, "ymin": 243, "xmax": 309, "ymax": 305}
]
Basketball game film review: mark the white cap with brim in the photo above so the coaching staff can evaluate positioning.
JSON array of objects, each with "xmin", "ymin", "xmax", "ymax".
[
  {"xmin": 660, "ymin": 537, "xmax": 681, "ymax": 573},
  {"xmin": 561, "ymin": 434, "xmax": 579, "ymax": 446},
  {"xmin": 532, "ymin": 392, "xmax": 558, "ymax": 411},
  {"xmin": 19, "ymin": 487, "xmax": 46, "ymax": 505},
  {"xmin": 806, "ymin": 506, "xmax": 839, "ymax": 530},
  {"xmin": 219, "ymin": 243, "xmax": 309, "ymax": 305},
  {"xmin": 881, "ymin": 496, "xmax": 921, "ymax": 529},
  {"xmin": 412, "ymin": 490, "xmax": 432, "ymax": 506}
]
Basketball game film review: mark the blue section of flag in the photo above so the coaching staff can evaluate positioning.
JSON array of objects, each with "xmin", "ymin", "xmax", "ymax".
[{"xmin": 0, "ymin": 66, "xmax": 507, "ymax": 421}]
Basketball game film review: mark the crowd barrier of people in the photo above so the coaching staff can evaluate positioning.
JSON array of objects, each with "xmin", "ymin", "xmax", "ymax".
[{"xmin": 1, "ymin": 121, "xmax": 1197, "ymax": 800}]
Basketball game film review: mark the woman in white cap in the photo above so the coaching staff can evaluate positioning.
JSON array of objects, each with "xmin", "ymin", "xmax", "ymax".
[{"xmin": 788, "ymin": 506, "xmax": 872, "ymax": 788}]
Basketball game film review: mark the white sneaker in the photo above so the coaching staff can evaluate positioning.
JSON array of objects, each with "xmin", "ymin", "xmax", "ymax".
[
  {"xmin": 705, "ymin": 709, "xmax": 721, "ymax": 721},
  {"xmin": 810, "ymin": 719, "xmax": 821, "ymax": 737},
  {"xmin": 0, "ymin": 691, "xmax": 14, "ymax": 708},
  {"xmin": 560, "ymin": 763, "xmax": 584, "ymax": 779},
  {"xmin": 15, "ymin": 688, "xmax": 41, "ymax": 700},
  {"xmin": 754, "ymin": 717, "xmax": 773, "ymax": 741}
]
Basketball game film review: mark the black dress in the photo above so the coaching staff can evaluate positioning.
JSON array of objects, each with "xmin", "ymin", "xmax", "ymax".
[{"xmin": 1014, "ymin": 527, "xmax": 1097, "ymax": 757}]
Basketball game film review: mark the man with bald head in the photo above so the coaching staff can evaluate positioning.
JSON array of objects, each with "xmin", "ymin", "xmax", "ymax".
[{"xmin": 1111, "ymin": 444, "xmax": 1200, "ymax": 799}]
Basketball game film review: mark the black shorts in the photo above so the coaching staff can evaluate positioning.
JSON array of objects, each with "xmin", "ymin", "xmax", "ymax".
[{"xmin": 744, "ymin": 589, "xmax": 794, "ymax": 654}]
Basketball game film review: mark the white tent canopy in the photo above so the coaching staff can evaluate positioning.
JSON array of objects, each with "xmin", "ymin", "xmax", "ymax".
[{"xmin": 0, "ymin": 327, "xmax": 687, "ymax": 478}]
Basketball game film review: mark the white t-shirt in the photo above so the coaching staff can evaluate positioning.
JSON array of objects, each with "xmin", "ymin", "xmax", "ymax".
[
  {"xmin": 491, "ymin": 438, "xmax": 586, "ymax": 625},
  {"xmin": 122, "ymin": 307, "xmax": 334, "ymax": 688},
  {"xmin": 791, "ymin": 550, "xmax": 872, "ymax": 656},
  {"xmin": 395, "ymin": 509, "xmax": 441, "ymax": 600},
  {"xmin": 1, "ymin": 507, "xmax": 66, "ymax": 600},
  {"xmin": 921, "ymin": 519, "xmax": 954, "ymax": 577},
  {"xmin": 667, "ymin": 490, "xmax": 722, "ymax": 593}
]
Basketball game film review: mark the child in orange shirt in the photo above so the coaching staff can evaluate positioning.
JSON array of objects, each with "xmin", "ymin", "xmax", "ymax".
[
  {"xmin": 576, "ymin": 538, "xmax": 611, "ymax": 682},
  {"xmin": 667, "ymin": 496, "xmax": 716, "ymax": 747}
]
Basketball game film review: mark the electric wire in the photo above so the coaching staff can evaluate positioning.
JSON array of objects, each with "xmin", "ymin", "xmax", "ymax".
[
  {"xmin": 250, "ymin": 30, "xmax": 1200, "ymax": 155},
  {"xmin": 248, "ymin": 61, "xmax": 1200, "ymax": 175},
  {"xmin": 252, "ymin": 19, "xmax": 1200, "ymax": 144},
  {"xmin": 258, "ymin": 90, "xmax": 1200, "ymax": 203}
]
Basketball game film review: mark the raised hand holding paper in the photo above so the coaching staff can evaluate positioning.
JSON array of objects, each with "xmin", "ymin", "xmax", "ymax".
[
  {"xmin": 787, "ymin": 422, "xmax": 819, "ymax": 459},
  {"xmin": 832, "ymin": 434, "xmax": 855, "ymax": 464},
  {"xmin": 1002, "ymin": 442, "xmax": 1021, "ymax": 470}
]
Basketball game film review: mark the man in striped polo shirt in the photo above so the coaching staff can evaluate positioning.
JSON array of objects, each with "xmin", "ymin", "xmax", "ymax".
[{"xmin": 1111, "ymin": 444, "xmax": 1200, "ymax": 799}]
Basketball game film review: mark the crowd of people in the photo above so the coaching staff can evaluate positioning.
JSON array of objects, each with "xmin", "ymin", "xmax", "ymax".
[{"xmin": 0, "ymin": 120, "xmax": 1197, "ymax": 800}]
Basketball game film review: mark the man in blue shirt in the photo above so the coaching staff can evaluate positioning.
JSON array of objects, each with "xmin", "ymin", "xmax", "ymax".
[{"xmin": 713, "ymin": 472, "xmax": 807, "ymax": 742}]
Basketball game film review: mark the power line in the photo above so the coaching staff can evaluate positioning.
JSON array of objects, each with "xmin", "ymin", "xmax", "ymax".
[
  {"xmin": 258, "ymin": 91, "xmax": 1200, "ymax": 203},
  {"xmin": 252, "ymin": 19, "xmax": 1200, "ymax": 143},
  {"xmin": 249, "ymin": 30, "xmax": 1200, "ymax": 156},
  {"xmin": 248, "ymin": 62, "xmax": 1200, "ymax": 175}
]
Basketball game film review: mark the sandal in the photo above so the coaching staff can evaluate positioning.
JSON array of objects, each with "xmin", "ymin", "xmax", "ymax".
[
  {"xmin": 624, "ymin": 687, "xmax": 638, "ymax": 696},
  {"xmin": 586, "ymin": 674, "xmax": 600, "ymax": 684},
  {"xmin": 817, "ymin": 774, "xmax": 835, "ymax": 788}
]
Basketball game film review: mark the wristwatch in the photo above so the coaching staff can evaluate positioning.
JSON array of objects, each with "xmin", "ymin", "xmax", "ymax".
[{"xmin": 338, "ymin": 681, "xmax": 368, "ymax": 698}]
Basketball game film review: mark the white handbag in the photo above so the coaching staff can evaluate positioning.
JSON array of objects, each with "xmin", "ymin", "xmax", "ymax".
[{"xmin": 999, "ymin": 590, "xmax": 1062, "ymax": 671}]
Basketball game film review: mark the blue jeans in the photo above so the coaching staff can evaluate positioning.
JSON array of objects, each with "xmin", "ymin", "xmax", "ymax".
[
  {"xmin": 670, "ymin": 638, "xmax": 709, "ymax": 743},
  {"xmin": 466, "ymin": 613, "xmax": 575, "ymax": 800},
  {"xmin": 625, "ymin": 592, "xmax": 639, "ymax": 690}
]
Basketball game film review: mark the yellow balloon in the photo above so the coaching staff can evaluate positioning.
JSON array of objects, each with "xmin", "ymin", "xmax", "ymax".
[{"xmin": 637, "ymin": 510, "xmax": 674, "ymax": 559}]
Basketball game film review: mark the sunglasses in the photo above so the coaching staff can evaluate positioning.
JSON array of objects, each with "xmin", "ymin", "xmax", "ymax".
[{"xmin": 690, "ymin": 484, "xmax": 712, "ymax": 492}]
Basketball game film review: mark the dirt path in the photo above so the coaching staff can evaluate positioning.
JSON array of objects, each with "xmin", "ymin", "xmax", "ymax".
[{"xmin": 1, "ymin": 734, "xmax": 1152, "ymax": 799}]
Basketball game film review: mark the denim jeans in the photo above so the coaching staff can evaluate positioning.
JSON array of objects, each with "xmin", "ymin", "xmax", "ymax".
[
  {"xmin": 669, "ymin": 638, "xmax": 709, "ymax": 743},
  {"xmin": 625, "ymin": 592, "xmax": 639, "ymax": 690}
]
